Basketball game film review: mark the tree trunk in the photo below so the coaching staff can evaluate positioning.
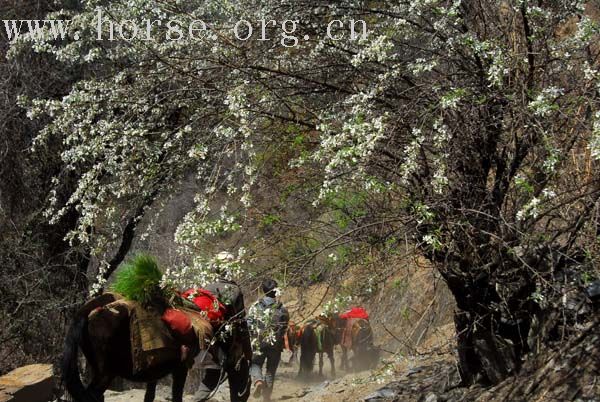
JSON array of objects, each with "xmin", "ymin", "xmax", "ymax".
[
  {"xmin": 454, "ymin": 309, "xmax": 520, "ymax": 385},
  {"xmin": 445, "ymin": 266, "xmax": 532, "ymax": 385}
]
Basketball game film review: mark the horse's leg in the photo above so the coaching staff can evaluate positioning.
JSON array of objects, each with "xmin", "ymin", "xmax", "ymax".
[
  {"xmin": 87, "ymin": 373, "xmax": 114, "ymax": 402},
  {"xmin": 227, "ymin": 357, "xmax": 250, "ymax": 402},
  {"xmin": 328, "ymin": 348, "xmax": 335, "ymax": 377},
  {"xmin": 347, "ymin": 347, "xmax": 351, "ymax": 371},
  {"xmin": 144, "ymin": 381, "xmax": 157, "ymax": 402},
  {"xmin": 341, "ymin": 347, "xmax": 348, "ymax": 371},
  {"xmin": 289, "ymin": 346, "xmax": 298, "ymax": 365},
  {"xmin": 298, "ymin": 348, "xmax": 309, "ymax": 379},
  {"xmin": 318, "ymin": 352, "xmax": 324, "ymax": 377},
  {"xmin": 171, "ymin": 365, "xmax": 188, "ymax": 402},
  {"xmin": 84, "ymin": 337, "xmax": 113, "ymax": 402}
]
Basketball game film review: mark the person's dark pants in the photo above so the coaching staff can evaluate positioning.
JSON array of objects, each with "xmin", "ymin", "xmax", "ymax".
[{"xmin": 250, "ymin": 346, "xmax": 282, "ymax": 391}]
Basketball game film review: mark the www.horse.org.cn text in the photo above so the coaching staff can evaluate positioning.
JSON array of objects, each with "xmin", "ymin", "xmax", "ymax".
[{"xmin": 2, "ymin": 8, "xmax": 369, "ymax": 48}]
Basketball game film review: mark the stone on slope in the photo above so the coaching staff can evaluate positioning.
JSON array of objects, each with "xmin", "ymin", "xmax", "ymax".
[
  {"xmin": 0, "ymin": 364, "xmax": 54, "ymax": 402},
  {"xmin": 363, "ymin": 387, "xmax": 397, "ymax": 401}
]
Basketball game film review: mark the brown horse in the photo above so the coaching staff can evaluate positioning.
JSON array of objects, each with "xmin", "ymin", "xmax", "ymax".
[
  {"xmin": 298, "ymin": 317, "xmax": 339, "ymax": 379},
  {"xmin": 337, "ymin": 317, "xmax": 379, "ymax": 371},
  {"xmin": 61, "ymin": 292, "xmax": 212, "ymax": 402}
]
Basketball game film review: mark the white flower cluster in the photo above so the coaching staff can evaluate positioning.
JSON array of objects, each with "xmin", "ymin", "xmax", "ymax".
[
  {"xmin": 516, "ymin": 189, "xmax": 556, "ymax": 221},
  {"xmin": 400, "ymin": 128, "xmax": 425, "ymax": 185},
  {"xmin": 486, "ymin": 48, "xmax": 508, "ymax": 88},
  {"xmin": 529, "ymin": 87, "xmax": 564, "ymax": 117},
  {"xmin": 590, "ymin": 112, "xmax": 600, "ymax": 161},
  {"xmin": 311, "ymin": 106, "xmax": 387, "ymax": 204},
  {"xmin": 351, "ymin": 35, "xmax": 394, "ymax": 67},
  {"xmin": 161, "ymin": 248, "xmax": 247, "ymax": 290},
  {"xmin": 408, "ymin": 58, "xmax": 437, "ymax": 76},
  {"xmin": 89, "ymin": 261, "xmax": 110, "ymax": 296},
  {"xmin": 422, "ymin": 233, "xmax": 442, "ymax": 250},
  {"xmin": 322, "ymin": 294, "xmax": 353, "ymax": 315},
  {"xmin": 542, "ymin": 148, "xmax": 560, "ymax": 174}
]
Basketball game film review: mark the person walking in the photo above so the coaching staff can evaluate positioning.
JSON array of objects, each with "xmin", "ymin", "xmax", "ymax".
[
  {"xmin": 191, "ymin": 252, "xmax": 252, "ymax": 402},
  {"xmin": 247, "ymin": 279, "xmax": 289, "ymax": 401}
]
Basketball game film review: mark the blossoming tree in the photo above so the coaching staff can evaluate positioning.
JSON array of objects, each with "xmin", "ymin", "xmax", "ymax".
[{"xmin": 16, "ymin": 0, "xmax": 600, "ymax": 385}]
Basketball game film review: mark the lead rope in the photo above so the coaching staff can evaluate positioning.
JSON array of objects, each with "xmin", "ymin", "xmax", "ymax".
[
  {"xmin": 204, "ymin": 365, "xmax": 227, "ymax": 401},
  {"xmin": 203, "ymin": 356, "xmax": 252, "ymax": 400},
  {"xmin": 236, "ymin": 355, "xmax": 251, "ymax": 398},
  {"xmin": 203, "ymin": 322, "xmax": 248, "ymax": 401}
]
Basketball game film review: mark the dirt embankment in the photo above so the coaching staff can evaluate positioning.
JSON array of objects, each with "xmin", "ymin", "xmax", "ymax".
[{"xmin": 280, "ymin": 256, "xmax": 456, "ymax": 357}]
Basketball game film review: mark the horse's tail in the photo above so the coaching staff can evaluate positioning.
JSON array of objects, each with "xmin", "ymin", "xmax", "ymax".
[
  {"xmin": 355, "ymin": 319, "xmax": 378, "ymax": 369},
  {"xmin": 356, "ymin": 319, "xmax": 373, "ymax": 347},
  {"xmin": 62, "ymin": 314, "xmax": 97, "ymax": 402},
  {"xmin": 320, "ymin": 325, "xmax": 335, "ymax": 353},
  {"xmin": 314, "ymin": 325, "xmax": 324, "ymax": 352},
  {"xmin": 299, "ymin": 324, "xmax": 317, "ymax": 376}
]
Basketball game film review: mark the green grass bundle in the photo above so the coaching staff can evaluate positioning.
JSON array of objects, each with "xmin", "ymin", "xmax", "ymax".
[{"xmin": 111, "ymin": 253, "xmax": 164, "ymax": 303}]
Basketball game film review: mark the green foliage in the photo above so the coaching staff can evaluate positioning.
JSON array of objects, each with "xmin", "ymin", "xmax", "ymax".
[
  {"xmin": 323, "ymin": 189, "xmax": 368, "ymax": 229},
  {"xmin": 292, "ymin": 134, "xmax": 306, "ymax": 147},
  {"xmin": 411, "ymin": 201, "xmax": 435, "ymax": 224},
  {"xmin": 384, "ymin": 236, "xmax": 403, "ymax": 256},
  {"xmin": 393, "ymin": 278, "xmax": 408, "ymax": 294},
  {"xmin": 580, "ymin": 270, "xmax": 596, "ymax": 286},
  {"xmin": 440, "ymin": 87, "xmax": 468, "ymax": 107},
  {"xmin": 111, "ymin": 253, "xmax": 164, "ymax": 303},
  {"xmin": 400, "ymin": 306, "xmax": 410, "ymax": 321},
  {"xmin": 309, "ymin": 271, "xmax": 322, "ymax": 282},
  {"xmin": 260, "ymin": 214, "xmax": 281, "ymax": 228}
]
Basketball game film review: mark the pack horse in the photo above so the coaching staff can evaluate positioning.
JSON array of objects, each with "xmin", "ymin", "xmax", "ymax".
[{"xmin": 62, "ymin": 292, "xmax": 213, "ymax": 402}]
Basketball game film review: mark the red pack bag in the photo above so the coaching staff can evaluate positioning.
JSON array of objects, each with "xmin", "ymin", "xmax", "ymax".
[
  {"xmin": 340, "ymin": 306, "xmax": 369, "ymax": 320},
  {"xmin": 161, "ymin": 308, "xmax": 193, "ymax": 337},
  {"xmin": 181, "ymin": 288, "xmax": 226, "ymax": 325}
]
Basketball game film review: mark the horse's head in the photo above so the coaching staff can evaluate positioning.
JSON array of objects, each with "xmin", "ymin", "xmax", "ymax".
[
  {"xmin": 319, "ymin": 312, "xmax": 346, "ymax": 343},
  {"xmin": 334, "ymin": 313, "xmax": 347, "ymax": 329}
]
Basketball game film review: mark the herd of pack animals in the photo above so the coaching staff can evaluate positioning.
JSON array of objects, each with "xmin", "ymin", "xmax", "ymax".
[{"xmin": 60, "ymin": 255, "xmax": 379, "ymax": 402}]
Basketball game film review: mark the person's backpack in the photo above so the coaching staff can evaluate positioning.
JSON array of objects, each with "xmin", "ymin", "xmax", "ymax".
[
  {"xmin": 267, "ymin": 301, "xmax": 289, "ymax": 341},
  {"xmin": 181, "ymin": 288, "xmax": 226, "ymax": 325},
  {"xmin": 271, "ymin": 302, "xmax": 288, "ymax": 329},
  {"xmin": 249, "ymin": 299, "xmax": 288, "ymax": 345}
]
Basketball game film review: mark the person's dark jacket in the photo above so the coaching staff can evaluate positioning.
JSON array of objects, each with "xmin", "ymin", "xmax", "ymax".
[
  {"xmin": 205, "ymin": 278, "xmax": 252, "ymax": 362},
  {"xmin": 248, "ymin": 296, "xmax": 289, "ymax": 351}
]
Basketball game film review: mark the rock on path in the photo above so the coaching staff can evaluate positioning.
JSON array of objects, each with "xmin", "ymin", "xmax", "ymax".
[{"xmin": 0, "ymin": 364, "xmax": 54, "ymax": 402}]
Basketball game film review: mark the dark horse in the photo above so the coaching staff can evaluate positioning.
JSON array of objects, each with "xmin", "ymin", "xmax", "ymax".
[
  {"xmin": 62, "ymin": 292, "xmax": 211, "ymax": 402},
  {"xmin": 338, "ymin": 317, "xmax": 378, "ymax": 371},
  {"xmin": 298, "ymin": 317, "xmax": 339, "ymax": 379}
]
